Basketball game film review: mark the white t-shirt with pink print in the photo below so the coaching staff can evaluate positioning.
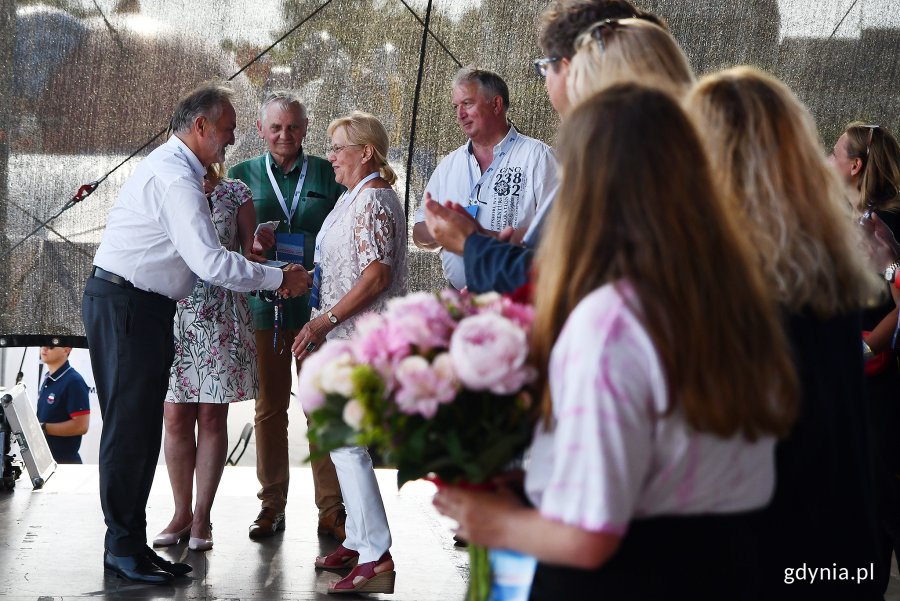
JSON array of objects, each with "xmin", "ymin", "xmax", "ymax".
[{"xmin": 524, "ymin": 282, "xmax": 777, "ymax": 537}]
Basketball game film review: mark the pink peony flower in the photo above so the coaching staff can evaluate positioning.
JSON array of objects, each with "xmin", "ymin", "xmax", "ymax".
[
  {"xmin": 499, "ymin": 298, "xmax": 535, "ymax": 330},
  {"xmin": 449, "ymin": 313, "xmax": 536, "ymax": 395},
  {"xmin": 383, "ymin": 292, "xmax": 456, "ymax": 352},
  {"xmin": 394, "ymin": 354, "xmax": 458, "ymax": 418},
  {"xmin": 296, "ymin": 340, "xmax": 355, "ymax": 413}
]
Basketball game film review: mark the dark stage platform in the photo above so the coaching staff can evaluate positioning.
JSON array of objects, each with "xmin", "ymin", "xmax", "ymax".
[{"xmin": 0, "ymin": 465, "xmax": 468, "ymax": 600}]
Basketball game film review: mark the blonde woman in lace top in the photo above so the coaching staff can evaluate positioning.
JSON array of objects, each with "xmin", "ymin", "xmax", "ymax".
[{"xmin": 291, "ymin": 111, "xmax": 406, "ymax": 595}]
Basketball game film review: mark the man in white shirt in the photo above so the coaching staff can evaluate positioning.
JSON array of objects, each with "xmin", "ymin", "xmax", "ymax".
[
  {"xmin": 412, "ymin": 67, "xmax": 558, "ymax": 290},
  {"xmin": 82, "ymin": 81, "xmax": 309, "ymax": 585}
]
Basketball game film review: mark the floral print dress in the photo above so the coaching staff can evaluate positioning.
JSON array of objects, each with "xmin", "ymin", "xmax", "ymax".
[{"xmin": 165, "ymin": 178, "xmax": 258, "ymax": 404}]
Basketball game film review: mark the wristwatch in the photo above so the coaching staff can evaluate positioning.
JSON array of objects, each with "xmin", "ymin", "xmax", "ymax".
[
  {"xmin": 326, "ymin": 310, "xmax": 339, "ymax": 325},
  {"xmin": 883, "ymin": 261, "xmax": 900, "ymax": 283}
]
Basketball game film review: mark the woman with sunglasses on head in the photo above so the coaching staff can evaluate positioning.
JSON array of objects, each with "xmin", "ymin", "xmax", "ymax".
[
  {"xmin": 686, "ymin": 67, "xmax": 883, "ymax": 600},
  {"xmin": 566, "ymin": 16, "xmax": 695, "ymax": 106},
  {"xmin": 435, "ymin": 83, "xmax": 799, "ymax": 600},
  {"xmin": 291, "ymin": 111, "xmax": 407, "ymax": 595},
  {"xmin": 830, "ymin": 122, "xmax": 900, "ymax": 596}
]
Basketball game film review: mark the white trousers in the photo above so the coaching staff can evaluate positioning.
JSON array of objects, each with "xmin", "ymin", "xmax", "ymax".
[{"xmin": 330, "ymin": 445, "xmax": 392, "ymax": 563}]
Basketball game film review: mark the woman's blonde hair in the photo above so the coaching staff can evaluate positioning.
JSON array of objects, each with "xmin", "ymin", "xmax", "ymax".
[
  {"xmin": 532, "ymin": 83, "xmax": 798, "ymax": 441},
  {"xmin": 206, "ymin": 162, "xmax": 224, "ymax": 182},
  {"xmin": 685, "ymin": 67, "xmax": 880, "ymax": 317},
  {"xmin": 327, "ymin": 111, "xmax": 397, "ymax": 185},
  {"xmin": 842, "ymin": 121, "xmax": 900, "ymax": 213},
  {"xmin": 567, "ymin": 18, "xmax": 694, "ymax": 106}
]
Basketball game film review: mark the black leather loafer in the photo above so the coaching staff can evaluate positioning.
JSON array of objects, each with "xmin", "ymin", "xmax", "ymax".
[
  {"xmin": 103, "ymin": 549, "xmax": 173, "ymax": 584},
  {"xmin": 144, "ymin": 546, "xmax": 193, "ymax": 577}
]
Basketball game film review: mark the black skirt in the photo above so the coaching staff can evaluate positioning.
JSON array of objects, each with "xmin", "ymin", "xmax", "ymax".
[{"xmin": 529, "ymin": 511, "xmax": 760, "ymax": 601}]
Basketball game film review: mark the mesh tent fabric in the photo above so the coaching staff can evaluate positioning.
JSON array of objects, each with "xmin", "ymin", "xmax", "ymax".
[{"xmin": 1, "ymin": 0, "xmax": 898, "ymax": 347}]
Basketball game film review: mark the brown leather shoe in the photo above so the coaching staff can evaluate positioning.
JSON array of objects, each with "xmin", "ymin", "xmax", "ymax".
[
  {"xmin": 249, "ymin": 507, "xmax": 285, "ymax": 540},
  {"xmin": 317, "ymin": 508, "xmax": 347, "ymax": 542}
]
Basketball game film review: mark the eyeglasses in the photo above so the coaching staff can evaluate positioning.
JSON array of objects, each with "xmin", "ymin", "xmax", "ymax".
[
  {"xmin": 533, "ymin": 57, "xmax": 561, "ymax": 78},
  {"xmin": 327, "ymin": 143, "xmax": 362, "ymax": 155},
  {"xmin": 588, "ymin": 18, "xmax": 626, "ymax": 51}
]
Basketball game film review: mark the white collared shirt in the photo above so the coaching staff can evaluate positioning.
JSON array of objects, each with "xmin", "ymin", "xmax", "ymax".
[
  {"xmin": 415, "ymin": 126, "xmax": 558, "ymax": 289},
  {"xmin": 93, "ymin": 135, "xmax": 283, "ymax": 300}
]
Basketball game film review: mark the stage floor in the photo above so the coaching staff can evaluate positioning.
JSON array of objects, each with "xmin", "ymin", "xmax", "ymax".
[{"xmin": 0, "ymin": 465, "xmax": 468, "ymax": 600}]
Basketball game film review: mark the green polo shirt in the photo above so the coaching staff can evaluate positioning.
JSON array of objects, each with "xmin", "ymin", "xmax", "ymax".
[{"xmin": 228, "ymin": 150, "xmax": 344, "ymax": 330}]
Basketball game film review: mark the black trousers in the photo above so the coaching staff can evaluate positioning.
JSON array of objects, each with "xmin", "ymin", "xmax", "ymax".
[{"xmin": 82, "ymin": 276, "xmax": 176, "ymax": 556}]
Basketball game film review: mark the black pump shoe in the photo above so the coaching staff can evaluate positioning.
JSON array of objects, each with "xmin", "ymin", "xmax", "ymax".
[
  {"xmin": 103, "ymin": 549, "xmax": 173, "ymax": 584},
  {"xmin": 144, "ymin": 546, "xmax": 193, "ymax": 577}
]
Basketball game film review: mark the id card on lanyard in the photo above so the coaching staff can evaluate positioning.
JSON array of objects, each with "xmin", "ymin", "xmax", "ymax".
[
  {"xmin": 309, "ymin": 172, "xmax": 380, "ymax": 309},
  {"xmin": 266, "ymin": 153, "xmax": 308, "ymax": 353},
  {"xmin": 466, "ymin": 129, "xmax": 518, "ymax": 216},
  {"xmin": 266, "ymin": 152, "xmax": 308, "ymax": 227}
]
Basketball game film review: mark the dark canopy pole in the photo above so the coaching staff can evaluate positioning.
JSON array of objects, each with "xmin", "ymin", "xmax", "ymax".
[
  {"xmin": 403, "ymin": 0, "xmax": 433, "ymax": 217},
  {"xmin": 0, "ymin": 1, "xmax": 14, "ymax": 355}
]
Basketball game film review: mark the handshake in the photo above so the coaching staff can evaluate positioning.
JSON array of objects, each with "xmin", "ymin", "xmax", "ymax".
[
  {"xmin": 251, "ymin": 263, "xmax": 312, "ymax": 300},
  {"xmin": 277, "ymin": 264, "xmax": 312, "ymax": 299}
]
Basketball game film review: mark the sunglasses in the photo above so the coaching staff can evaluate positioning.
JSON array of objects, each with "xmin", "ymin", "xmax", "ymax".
[
  {"xmin": 588, "ymin": 18, "xmax": 627, "ymax": 51},
  {"xmin": 533, "ymin": 57, "xmax": 561, "ymax": 78},
  {"xmin": 863, "ymin": 124, "xmax": 879, "ymax": 156}
]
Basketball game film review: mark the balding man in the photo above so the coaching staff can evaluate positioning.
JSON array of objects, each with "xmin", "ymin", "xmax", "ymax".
[{"xmin": 83, "ymin": 80, "xmax": 309, "ymax": 584}]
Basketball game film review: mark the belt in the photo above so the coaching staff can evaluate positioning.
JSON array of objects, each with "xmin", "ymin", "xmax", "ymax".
[{"xmin": 91, "ymin": 266, "xmax": 134, "ymax": 289}]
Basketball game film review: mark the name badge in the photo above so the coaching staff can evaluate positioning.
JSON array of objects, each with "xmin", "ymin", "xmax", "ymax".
[
  {"xmin": 276, "ymin": 233, "xmax": 304, "ymax": 264},
  {"xmin": 465, "ymin": 205, "xmax": 479, "ymax": 218},
  {"xmin": 309, "ymin": 264, "xmax": 322, "ymax": 309}
]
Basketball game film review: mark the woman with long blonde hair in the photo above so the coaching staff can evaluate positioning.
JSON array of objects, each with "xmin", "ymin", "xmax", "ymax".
[
  {"xmin": 686, "ymin": 66, "xmax": 882, "ymax": 600},
  {"xmin": 435, "ymin": 83, "xmax": 797, "ymax": 600}
]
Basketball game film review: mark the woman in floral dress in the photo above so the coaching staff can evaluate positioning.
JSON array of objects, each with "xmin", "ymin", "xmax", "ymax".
[{"xmin": 153, "ymin": 164, "xmax": 266, "ymax": 552}]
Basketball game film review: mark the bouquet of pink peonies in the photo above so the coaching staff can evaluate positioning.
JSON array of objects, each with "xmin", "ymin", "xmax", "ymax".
[{"xmin": 298, "ymin": 289, "xmax": 538, "ymax": 488}]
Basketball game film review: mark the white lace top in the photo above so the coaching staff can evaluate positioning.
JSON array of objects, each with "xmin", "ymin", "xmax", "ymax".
[{"xmin": 312, "ymin": 187, "xmax": 408, "ymax": 340}]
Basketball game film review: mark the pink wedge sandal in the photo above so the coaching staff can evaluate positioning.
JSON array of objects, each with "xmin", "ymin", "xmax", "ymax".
[
  {"xmin": 328, "ymin": 551, "xmax": 395, "ymax": 595},
  {"xmin": 315, "ymin": 545, "xmax": 359, "ymax": 570}
]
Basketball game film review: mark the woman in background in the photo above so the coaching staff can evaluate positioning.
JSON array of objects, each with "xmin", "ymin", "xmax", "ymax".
[
  {"xmin": 830, "ymin": 121, "xmax": 900, "ymax": 596},
  {"xmin": 686, "ymin": 66, "xmax": 883, "ymax": 600}
]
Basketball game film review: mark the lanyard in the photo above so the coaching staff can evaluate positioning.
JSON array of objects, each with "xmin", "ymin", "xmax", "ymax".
[
  {"xmin": 314, "ymin": 172, "xmax": 380, "ymax": 264},
  {"xmin": 266, "ymin": 152, "xmax": 309, "ymax": 224},
  {"xmin": 467, "ymin": 130, "xmax": 518, "ymax": 203}
]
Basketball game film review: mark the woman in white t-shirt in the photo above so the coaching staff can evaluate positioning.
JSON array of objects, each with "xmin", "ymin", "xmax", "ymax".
[{"xmin": 434, "ymin": 84, "xmax": 799, "ymax": 600}]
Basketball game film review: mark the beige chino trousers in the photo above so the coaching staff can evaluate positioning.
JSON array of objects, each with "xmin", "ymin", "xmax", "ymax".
[{"xmin": 254, "ymin": 327, "xmax": 343, "ymax": 518}]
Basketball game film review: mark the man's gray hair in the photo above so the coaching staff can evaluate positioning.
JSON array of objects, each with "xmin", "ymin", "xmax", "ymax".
[
  {"xmin": 170, "ymin": 80, "xmax": 235, "ymax": 134},
  {"xmin": 452, "ymin": 67, "xmax": 510, "ymax": 112},
  {"xmin": 259, "ymin": 90, "xmax": 308, "ymax": 123}
]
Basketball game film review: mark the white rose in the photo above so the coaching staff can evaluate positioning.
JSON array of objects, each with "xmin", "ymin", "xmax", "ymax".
[{"xmin": 342, "ymin": 399, "xmax": 365, "ymax": 431}]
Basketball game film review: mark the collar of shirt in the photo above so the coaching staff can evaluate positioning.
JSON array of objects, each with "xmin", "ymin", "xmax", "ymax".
[
  {"xmin": 466, "ymin": 124, "xmax": 517, "ymax": 160},
  {"xmin": 46, "ymin": 361, "xmax": 73, "ymax": 383},
  {"xmin": 269, "ymin": 148, "xmax": 306, "ymax": 175},
  {"xmin": 169, "ymin": 135, "xmax": 207, "ymax": 180}
]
